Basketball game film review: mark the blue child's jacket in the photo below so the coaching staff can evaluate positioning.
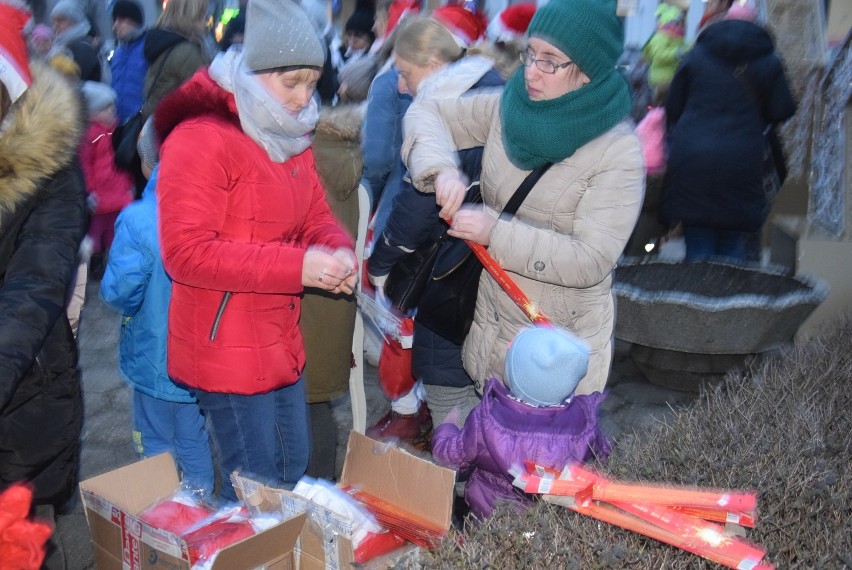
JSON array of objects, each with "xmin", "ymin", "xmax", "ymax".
[{"xmin": 100, "ymin": 167, "xmax": 195, "ymax": 403}]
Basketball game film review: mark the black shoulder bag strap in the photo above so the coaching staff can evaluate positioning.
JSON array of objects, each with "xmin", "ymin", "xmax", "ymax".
[
  {"xmin": 500, "ymin": 162, "xmax": 554, "ymax": 221},
  {"xmin": 432, "ymin": 162, "xmax": 553, "ymax": 279}
]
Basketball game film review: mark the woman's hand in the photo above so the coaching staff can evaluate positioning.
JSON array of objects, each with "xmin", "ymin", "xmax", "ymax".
[
  {"xmin": 447, "ymin": 206, "xmax": 496, "ymax": 246},
  {"xmin": 435, "ymin": 170, "xmax": 467, "ymax": 221},
  {"xmin": 302, "ymin": 247, "xmax": 358, "ymax": 295}
]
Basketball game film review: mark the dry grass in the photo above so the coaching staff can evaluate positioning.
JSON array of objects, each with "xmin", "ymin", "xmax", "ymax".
[{"xmin": 399, "ymin": 320, "xmax": 852, "ymax": 569}]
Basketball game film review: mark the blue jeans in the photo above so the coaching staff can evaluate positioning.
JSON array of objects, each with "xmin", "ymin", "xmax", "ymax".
[
  {"xmin": 683, "ymin": 225, "xmax": 746, "ymax": 263},
  {"xmin": 194, "ymin": 378, "xmax": 310, "ymax": 502},
  {"xmin": 132, "ymin": 390, "xmax": 215, "ymax": 495}
]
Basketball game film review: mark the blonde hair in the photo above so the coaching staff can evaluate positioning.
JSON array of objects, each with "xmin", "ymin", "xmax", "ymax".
[
  {"xmin": 266, "ymin": 68, "xmax": 322, "ymax": 82},
  {"xmin": 157, "ymin": 0, "xmax": 209, "ymax": 39},
  {"xmin": 393, "ymin": 17, "xmax": 463, "ymax": 67},
  {"xmin": 467, "ymin": 40, "xmax": 523, "ymax": 80}
]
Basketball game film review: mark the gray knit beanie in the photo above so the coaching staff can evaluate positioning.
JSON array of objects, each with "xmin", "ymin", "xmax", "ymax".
[
  {"xmin": 505, "ymin": 326, "xmax": 590, "ymax": 406},
  {"xmin": 527, "ymin": 0, "xmax": 623, "ymax": 81},
  {"xmin": 243, "ymin": 0, "xmax": 325, "ymax": 72},
  {"xmin": 137, "ymin": 116, "xmax": 159, "ymax": 172},
  {"xmin": 51, "ymin": 0, "xmax": 86, "ymax": 24},
  {"xmin": 81, "ymin": 81, "xmax": 116, "ymax": 113}
]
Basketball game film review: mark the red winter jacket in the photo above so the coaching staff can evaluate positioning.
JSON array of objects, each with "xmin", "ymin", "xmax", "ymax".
[
  {"xmin": 155, "ymin": 70, "xmax": 353, "ymax": 395},
  {"xmin": 78, "ymin": 120, "xmax": 133, "ymax": 214}
]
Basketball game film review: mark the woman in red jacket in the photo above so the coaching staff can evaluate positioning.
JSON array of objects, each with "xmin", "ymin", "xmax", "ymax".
[{"xmin": 155, "ymin": 0, "xmax": 356, "ymax": 501}]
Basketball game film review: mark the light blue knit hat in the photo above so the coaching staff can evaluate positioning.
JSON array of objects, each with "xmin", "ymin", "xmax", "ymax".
[{"xmin": 505, "ymin": 326, "xmax": 590, "ymax": 406}]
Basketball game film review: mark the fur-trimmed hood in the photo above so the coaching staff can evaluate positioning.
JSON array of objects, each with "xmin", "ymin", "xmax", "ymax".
[
  {"xmin": 0, "ymin": 63, "xmax": 84, "ymax": 218},
  {"xmin": 315, "ymin": 103, "xmax": 365, "ymax": 143}
]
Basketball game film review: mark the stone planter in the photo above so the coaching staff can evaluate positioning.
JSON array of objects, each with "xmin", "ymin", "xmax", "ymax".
[{"xmin": 613, "ymin": 260, "xmax": 828, "ymax": 391}]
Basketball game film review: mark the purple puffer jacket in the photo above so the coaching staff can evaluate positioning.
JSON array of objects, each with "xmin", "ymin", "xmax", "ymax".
[{"xmin": 431, "ymin": 379, "xmax": 611, "ymax": 519}]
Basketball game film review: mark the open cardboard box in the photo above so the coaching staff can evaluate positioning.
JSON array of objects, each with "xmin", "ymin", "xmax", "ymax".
[
  {"xmin": 233, "ymin": 431, "xmax": 456, "ymax": 569},
  {"xmin": 78, "ymin": 452, "xmax": 306, "ymax": 570},
  {"xmin": 80, "ymin": 432, "xmax": 454, "ymax": 569}
]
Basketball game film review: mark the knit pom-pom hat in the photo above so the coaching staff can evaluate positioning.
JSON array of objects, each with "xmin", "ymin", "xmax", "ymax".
[
  {"xmin": 243, "ymin": 0, "xmax": 324, "ymax": 72},
  {"xmin": 526, "ymin": 0, "xmax": 624, "ymax": 81},
  {"xmin": 505, "ymin": 326, "xmax": 590, "ymax": 407}
]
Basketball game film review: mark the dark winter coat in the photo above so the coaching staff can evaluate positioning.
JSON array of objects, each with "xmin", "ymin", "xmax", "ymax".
[
  {"xmin": 0, "ymin": 64, "xmax": 88, "ymax": 507},
  {"xmin": 155, "ymin": 69, "xmax": 353, "ymax": 395},
  {"xmin": 142, "ymin": 28, "xmax": 209, "ymax": 118},
  {"xmin": 67, "ymin": 37, "xmax": 102, "ymax": 82},
  {"xmin": 660, "ymin": 19, "xmax": 796, "ymax": 232},
  {"xmin": 301, "ymin": 105, "xmax": 363, "ymax": 403},
  {"xmin": 367, "ymin": 61, "xmax": 504, "ymax": 389},
  {"xmin": 111, "ymin": 32, "xmax": 149, "ymax": 123},
  {"xmin": 431, "ymin": 380, "xmax": 611, "ymax": 519}
]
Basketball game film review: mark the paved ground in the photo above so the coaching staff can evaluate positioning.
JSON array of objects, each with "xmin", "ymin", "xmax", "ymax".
[{"xmin": 52, "ymin": 277, "xmax": 697, "ymax": 569}]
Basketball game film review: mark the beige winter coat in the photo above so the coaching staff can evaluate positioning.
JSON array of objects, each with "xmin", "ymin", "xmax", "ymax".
[{"xmin": 402, "ymin": 92, "xmax": 644, "ymax": 395}]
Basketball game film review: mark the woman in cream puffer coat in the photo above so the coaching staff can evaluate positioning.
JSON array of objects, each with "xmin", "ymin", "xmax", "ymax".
[{"xmin": 402, "ymin": 0, "xmax": 644, "ymax": 395}]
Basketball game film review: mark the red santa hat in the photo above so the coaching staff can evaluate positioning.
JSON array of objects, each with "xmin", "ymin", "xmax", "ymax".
[
  {"xmin": 386, "ymin": 0, "xmax": 420, "ymax": 37},
  {"xmin": 486, "ymin": 3, "xmax": 536, "ymax": 43},
  {"xmin": 0, "ymin": 0, "xmax": 32, "ymax": 104},
  {"xmin": 432, "ymin": 5, "xmax": 487, "ymax": 48}
]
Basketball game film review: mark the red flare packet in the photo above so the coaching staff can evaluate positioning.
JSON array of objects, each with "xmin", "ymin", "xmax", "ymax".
[
  {"xmin": 138, "ymin": 497, "xmax": 215, "ymax": 536},
  {"xmin": 518, "ymin": 461, "xmax": 772, "ymax": 570},
  {"xmin": 566, "ymin": 463, "xmax": 758, "ymax": 513},
  {"xmin": 571, "ymin": 500, "xmax": 772, "ymax": 570},
  {"xmin": 354, "ymin": 530, "xmax": 408, "ymax": 564},
  {"xmin": 521, "ymin": 461, "xmax": 758, "ymax": 514},
  {"xmin": 343, "ymin": 487, "xmax": 445, "ymax": 548},
  {"xmin": 181, "ymin": 514, "xmax": 255, "ymax": 566},
  {"xmin": 669, "ymin": 505, "xmax": 757, "ymax": 528}
]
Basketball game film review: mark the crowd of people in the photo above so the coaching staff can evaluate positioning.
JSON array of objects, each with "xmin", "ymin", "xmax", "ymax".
[{"xmin": 0, "ymin": 0, "xmax": 798, "ymax": 561}]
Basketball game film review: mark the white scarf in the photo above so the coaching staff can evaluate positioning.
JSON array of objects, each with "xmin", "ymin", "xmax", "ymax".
[
  {"xmin": 414, "ymin": 55, "xmax": 496, "ymax": 103},
  {"xmin": 208, "ymin": 49, "xmax": 318, "ymax": 163}
]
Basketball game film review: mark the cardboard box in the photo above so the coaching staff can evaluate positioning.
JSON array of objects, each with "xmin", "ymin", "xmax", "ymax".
[
  {"xmin": 80, "ymin": 432, "xmax": 455, "ymax": 569},
  {"xmin": 79, "ymin": 453, "xmax": 306, "ymax": 570},
  {"xmin": 233, "ymin": 431, "xmax": 455, "ymax": 569}
]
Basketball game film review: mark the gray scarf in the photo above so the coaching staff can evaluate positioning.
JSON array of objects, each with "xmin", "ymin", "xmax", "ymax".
[{"xmin": 208, "ymin": 49, "xmax": 318, "ymax": 163}]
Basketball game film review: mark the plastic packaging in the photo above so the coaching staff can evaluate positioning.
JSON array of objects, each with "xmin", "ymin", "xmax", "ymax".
[{"xmin": 138, "ymin": 492, "xmax": 215, "ymax": 536}]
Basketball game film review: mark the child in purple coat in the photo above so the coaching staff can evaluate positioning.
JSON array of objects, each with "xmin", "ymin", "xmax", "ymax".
[{"xmin": 431, "ymin": 326, "xmax": 611, "ymax": 519}]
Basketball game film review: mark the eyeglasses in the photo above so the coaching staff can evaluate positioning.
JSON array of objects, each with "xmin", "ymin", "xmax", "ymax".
[{"xmin": 519, "ymin": 49, "xmax": 576, "ymax": 74}]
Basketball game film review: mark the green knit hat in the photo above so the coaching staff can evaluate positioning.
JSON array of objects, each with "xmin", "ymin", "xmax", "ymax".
[{"xmin": 526, "ymin": 0, "xmax": 623, "ymax": 81}]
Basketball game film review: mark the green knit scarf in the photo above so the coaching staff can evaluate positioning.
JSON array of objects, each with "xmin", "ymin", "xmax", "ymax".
[{"xmin": 500, "ymin": 68, "xmax": 632, "ymax": 170}]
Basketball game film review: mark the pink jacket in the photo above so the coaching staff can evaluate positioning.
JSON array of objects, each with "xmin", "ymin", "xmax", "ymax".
[
  {"xmin": 636, "ymin": 107, "xmax": 667, "ymax": 175},
  {"xmin": 79, "ymin": 121, "xmax": 133, "ymax": 214}
]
